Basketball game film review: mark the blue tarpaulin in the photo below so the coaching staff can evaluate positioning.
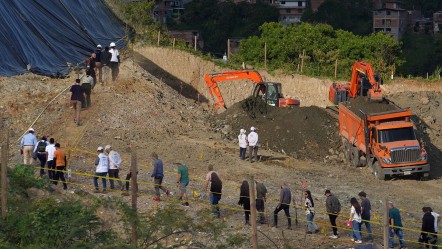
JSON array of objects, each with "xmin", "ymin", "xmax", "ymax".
[{"xmin": 0, "ymin": 0, "xmax": 127, "ymax": 77}]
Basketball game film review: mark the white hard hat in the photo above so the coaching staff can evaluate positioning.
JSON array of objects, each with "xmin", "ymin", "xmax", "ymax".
[
  {"xmin": 240, "ymin": 129, "xmax": 246, "ymax": 134},
  {"xmin": 104, "ymin": 145, "xmax": 111, "ymax": 150},
  {"xmin": 97, "ymin": 44, "xmax": 102, "ymax": 48},
  {"xmin": 250, "ymin": 126, "xmax": 256, "ymax": 131},
  {"xmin": 97, "ymin": 146, "xmax": 104, "ymax": 151},
  {"xmin": 110, "ymin": 42, "xmax": 116, "ymax": 47},
  {"xmin": 28, "ymin": 128, "xmax": 35, "ymax": 132}
]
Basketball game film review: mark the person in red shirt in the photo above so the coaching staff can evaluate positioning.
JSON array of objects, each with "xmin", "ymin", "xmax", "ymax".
[{"xmin": 53, "ymin": 143, "xmax": 67, "ymax": 190}]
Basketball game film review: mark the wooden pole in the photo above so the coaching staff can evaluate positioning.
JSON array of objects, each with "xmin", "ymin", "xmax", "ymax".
[
  {"xmin": 157, "ymin": 31, "xmax": 160, "ymax": 46},
  {"xmin": 249, "ymin": 176, "xmax": 258, "ymax": 249},
  {"xmin": 383, "ymin": 198, "xmax": 389, "ymax": 249},
  {"xmin": 227, "ymin": 39, "xmax": 231, "ymax": 59},
  {"xmin": 1, "ymin": 127, "xmax": 9, "ymax": 218},
  {"xmin": 173, "ymin": 38, "xmax": 176, "ymax": 48},
  {"xmin": 300, "ymin": 49, "xmax": 305, "ymax": 73},
  {"xmin": 194, "ymin": 36, "xmax": 197, "ymax": 51},
  {"xmin": 264, "ymin": 42, "xmax": 267, "ymax": 70},
  {"xmin": 334, "ymin": 59, "xmax": 338, "ymax": 78},
  {"xmin": 131, "ymin": 149, "xmax": 138, "ymax": 246}
]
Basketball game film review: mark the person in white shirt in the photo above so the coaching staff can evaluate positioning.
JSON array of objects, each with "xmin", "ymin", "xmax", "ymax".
[
  {"xmin": 109, "ymin": 42, "xmax": 120, "ymax": 82},
  {"xmin": 94, "ymin": 146, "xmax": 109, "ymax": 193},
  {"xmin": 45, "ymin": 138, "xmax": 56, "ymax": 180},
  {"xmin": 429, "ymin": 207, "xmax": 441, "ymax": 233},
  {"xmin": 349, "ymin": 197, "xmax": 363, "ymax": 244},
  {"xmin": 105, "ymin": 145, "xmax": 123, "ymax": 190},
  {"xmin": 238, "ymin": 129, "xmax": 247, "ymax": 160},
  {"xmin": 247, "ymin": 126, "xmax": 259, "ymax": 163}
]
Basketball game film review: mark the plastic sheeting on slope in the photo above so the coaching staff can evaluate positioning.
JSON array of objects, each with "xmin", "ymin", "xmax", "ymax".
[{"xmin": 0, "ymin": 0, "xmax": 127, "ymax": 77}]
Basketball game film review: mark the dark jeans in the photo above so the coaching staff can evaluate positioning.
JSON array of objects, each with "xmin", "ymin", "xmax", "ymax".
[
  {"xmin": 36, "ymin": 153, "xmax": 46, "ymax": 176},
  {"xmin": 47, "ymin": 160, "xmax": 55, "ymax": 180},
  {"xmin": 419, "ymin": 233, "xmax": 438, "ymax": 249},
  {"xmin": 81, "ymin": 83, "xmax": 91, "ymax": 108},
  {"xmin": 361, "ymin": 215, "xmax": 373, "ymax": 237},
  {"xmin": 94, "ymin": 172, "xmax": 107, "ymax": 190},
  {"xmin": 249, "ymin": 146, "xmax": 258, "ymax": 162},
  {"xmin": 154, "ymin": 177, "xmax": 168, "ymax": 197},
  {"xmin": 274, "ymin": 204, "xmax": 291, "ymax": 227},
  {"xmin": 108, "ymin": 169, "xmax": 122, "ymax": 189},
  {"xmin": 125, "ymin": 171, "xmax": 138, "ymax": 191},
  {"xmin": 53, "ymin": 166, "xmax": 67, "ymax": 189},
  {"xmin": 256, "ymin": 198, "xmax": 266, "ymax": 223},
  {"xmin": 110, "ymin": 62, "xmax": 119, "ymax": 81},
  {"xmin": 328, "ymin": 213, "xmax": 338, "ymax": 236},
  {"xmin": 243, "ymin": 201, "xmax": 250, "ymax": 223},
  {"xmin": 239, "ymin": 147, "xmax": 246, "ymax": 160}
]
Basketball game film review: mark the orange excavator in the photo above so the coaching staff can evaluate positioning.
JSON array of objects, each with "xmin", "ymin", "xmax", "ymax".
[
  {"xmin": 204, "ymin": 70, "xmax": 300, "ymax": 109},
  {"xmin": 329, "ymin": 61, "xmax": 383, "ymax": 105}
]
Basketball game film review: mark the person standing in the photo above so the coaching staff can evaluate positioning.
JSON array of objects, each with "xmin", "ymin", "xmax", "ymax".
[
  {"xmin": 247, "ymin": 126, "xmax": 259, "ymax": 163},
  {"xmin": 208, "ymin": 171, "xmax": 222, "ymax": 218},
  {"xmin": 325, "ymin": 189, "xmax": 341, "ymax": 239},
  {"xmin": 94, "ymin": 146, "xmax": 109, "ymax": 193},
  {"xmin": 238, "ymin": 129, "xmax": 247, "ymax": 160},
  {"xmin": 109, "ymin": 42, "xmax": 120, "ymax": 82},
  {"xmin": 256, "ymin": 180, "xmax": 268, "ymax": 224},
  {"xmin": 273, "ymin": 182, "xmax": 292, "ymax": 229},
  {"xmin": 94, "ymin": 45, "xmax": 103, "ymax": 83},
  {"xmin": 429, "ymin": 207, "xmax": 441, "ymax": 244},
  {"xmin": 388, "ymin": 201, "xmax": 407, "ymax": 249},
  {"xmin": 34, "ymin": 136, "xmax": 48, "ymax": 177},
  {"xmin": 81, "ymin": 71, "xmax": 94, "ymax": 108},
  {"xmin": 70, "ymin": 79, "xmax": 83, "ymax": 126},
  {"xmin": 20, "ymin": 128, "xmax": 38, "ymax": 165},
  {"xmin": 304, "ymin": 190, "xmax": 319, "ymax": 234},
  {"xmin": 52, "ymin": 143, "xmax": 67, "ymax": 190},
  {"xmin": 45, "ymin": 138, "xmax": 56, "ymax": 181},
  {"xmin": 176, "ymin": 161, "xmax": 189, "ymax": 206},
  {"xmin": 101, "ymin": 46, "xmax": 112, "ymax": 84},
  {"xmin": 238, "ymin": 180, "xmax": 251, "ymax": 225},
  {"xmin": 105, "ymin": 145, "xmax": 122, "ymax": 190},
  {"xmin": 151, "ymin": 152, "xmax": 169, "ymax": 202},
  {"xmin": 419, "ymin": 207, "xmax": 437, "ymax": 249},
  {"xmin": 359, "ymin": 191, "xmax": 373, "ymax": 239},
  {"xmin": 348, "ymin": 197, "xmax": 363, "ymax": 244}
]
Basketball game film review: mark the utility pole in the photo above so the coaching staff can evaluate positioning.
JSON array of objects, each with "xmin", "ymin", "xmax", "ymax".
[
  {"xmin": 1, "ymin": 126, "xmax": 9, "ymax": 218},
  {"xmin": 249, "ymin": 176, "xmax": 258, "ymax": 249},
  {"xmin": 131, "ymin": 148, "xmax": 138, "ymax": 246},
  {"xmin": 383, "ymin": 198, "xmax": 389, "ymax": 249},
  {"xmin": 227, "ymin": 39, "xmax": 231, "ymax": 59}
]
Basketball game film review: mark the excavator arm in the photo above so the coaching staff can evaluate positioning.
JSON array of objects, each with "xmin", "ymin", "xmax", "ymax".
[
  {"xmin": 204, "ymin": 70, "xmax": 264, "ymax": 109},
  {"xmin": 348, "ymin": 61, "xmax": 383, "ymax": 100}
]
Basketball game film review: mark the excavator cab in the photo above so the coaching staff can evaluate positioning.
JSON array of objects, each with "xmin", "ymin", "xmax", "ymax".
[{"xmin": 253, "ymin": 82, "xmax": 299, "ymax": 107}]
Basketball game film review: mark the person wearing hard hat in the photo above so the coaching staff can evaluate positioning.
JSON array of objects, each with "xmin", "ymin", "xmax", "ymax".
[
  {"xmin": 238, "ymin": 129, "xmax": 247, "ymax": 160},
  {"xmin": 19, "ymin": 128, "xmax": 38, "ymax": 165},
  {"xmin": 94, "ymin": 45, "xmax": 103, "ymax": 83},
  {"xmin": 94, "ymin": 146, "xmax": 109, "ymax": 193},
  {"xmin": 247, "ymin": 126, "xmax": 259, "ymax": 163},
  {"xmin": 109, "ymin": 42, "xmax": 120, "ymax": 82}
]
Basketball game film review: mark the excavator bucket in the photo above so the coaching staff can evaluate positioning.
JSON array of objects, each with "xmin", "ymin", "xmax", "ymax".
[{"xmin": 368, "ymin": 89, "xmax": 383, "ymax": 102}]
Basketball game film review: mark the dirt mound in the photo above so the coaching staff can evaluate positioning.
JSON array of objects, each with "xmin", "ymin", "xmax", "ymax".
[
  {"xmin": 342, "ymin": 97, "xmax": 397, "ymax": 118},
  {"xmin": 212, "ymin": 97, "xmax": 340, "ymax": 160}
]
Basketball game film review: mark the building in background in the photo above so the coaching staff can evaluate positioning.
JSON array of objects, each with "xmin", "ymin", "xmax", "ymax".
[
  {"xmin": 310, "ymin": 0, "xmax": 324, "ymax": 12},
  {"xmin": 277, "ymin": 0, "xmax": 307, "ymax": 25},
  {"xmin": 373, "ymin": 1, "xmax": 408, "ymax": 40},
  {"xmin": 434, "ymin": 11, "xmax": 442, "ymax": 33},
  {"xmin": 169, "ymin": 30, "xmax": 204, "ymax": 49},
  {"xmin": 153, "ymin": 0, "xmax": 190, "ymax": 25}
]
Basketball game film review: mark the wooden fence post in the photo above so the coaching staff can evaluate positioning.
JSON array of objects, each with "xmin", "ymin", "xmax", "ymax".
[
  {"xmin": 157, "ymin": 31, "xmax": 161, "ymax": 46},
  {"xmin": 173, "ymin": 38, "xmax": 176, "ymax": 48},
  {"xmin": 131, "ymin": 148, "xmax": 138, "ymax": 246},
  {"xmin": 264, "ymin": 43, "xmax": 267, "ymax": 70},
  {"xmin": 383, "ymin": 198, "xmax": 389, "ymax": 249},
  {"xmin": 334, "ymin": 59, "xmax": 338, "ymax": 79},
  {"xmin": 194, "ymin": 36, "xmax": 197, "ymax": 51},
  {"xmin": 227, "ymin": 39, "xmax": 231, "ymax": 59},
  {"xmin": 1, "ymin": 126, "xmax": 9, "ymax": 218},
  {"xmin": 249, "ymin": 176, "xmax": 258, "ymax": 249},
  {"xmin": 300, "ymin": 49, "xmax": 306, "ymax": 73}
]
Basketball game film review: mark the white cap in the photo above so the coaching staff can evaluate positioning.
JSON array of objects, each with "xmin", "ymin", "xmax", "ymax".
[
  {"xmin": 104, "ymin": 145, "xmax": 111, "ymax": 150},
  {"xmin": 110, "ymin": 42, "xmax": 116, "ymax": 47},
  {"xmin": 240, "ymin": 129, "xmax": 246, "ymax": 134},
  {"xmin": 97, "ymin": 44, "xmax": 102, "ymax": 48},
  {"xmin": 97, "ymin": 146, "xmax": 104, "ymax": 151},
  {"xmin": 250, "ymin": 126, "xmax": 256, "ymax": 131},
  {"xmin": 28, "ymin": 127, "xmax": 34, "ymax": 132}
]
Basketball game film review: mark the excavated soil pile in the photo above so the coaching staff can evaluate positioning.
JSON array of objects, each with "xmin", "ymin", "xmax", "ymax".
[
  {"xmin": 342, "ymin": 97, "xmax": 397, "ymax": 118},
  {"xmin": 212, "ymin": 97, "xmax": 340, "ymax": 160}
]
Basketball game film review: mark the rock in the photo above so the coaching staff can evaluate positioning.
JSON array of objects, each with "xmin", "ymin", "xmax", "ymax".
[
  {"xmin": 328, "ymin": 148, "xmax": 334, "ymax": 154},
  {"xmin": 26, "ymin": 187, "xmax": 48, "ymax": 198},
  {"xmin": 420, "ymin": 97, "xmax": 430, "ymax": 105},
  {"xmin": 422, "ymin": 115, "xmax": 435, "ymax": 125},
  {"xmin": 220, "ymin": 125, "xmax": 230, "ymax": 135}
]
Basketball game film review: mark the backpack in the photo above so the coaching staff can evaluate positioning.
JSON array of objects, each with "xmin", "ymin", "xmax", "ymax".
[
  {"xmin": 110, "ymin": 151, "xmax": 122, "ymax": 167},
  {"xmin": 37, "ymin": 141, "xmax": 47, "ymax": 153}
]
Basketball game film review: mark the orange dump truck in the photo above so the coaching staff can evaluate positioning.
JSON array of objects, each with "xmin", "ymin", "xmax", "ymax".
[{"xmin": 339, "ymin": 103, "xmax": 430, "ymax": 180}]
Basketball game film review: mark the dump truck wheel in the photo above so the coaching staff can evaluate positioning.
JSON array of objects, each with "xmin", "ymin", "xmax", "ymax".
[
  {"xmin": 373, "ymin": 162, "xmax": 385, "ymax": 180},
  {"xmin": 343, "ymin": 140, "xmax": 351, "ymax": 161},
  {"xmin": 351, "ymin": 147, "xmax": 361, "ymax": 167}
]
